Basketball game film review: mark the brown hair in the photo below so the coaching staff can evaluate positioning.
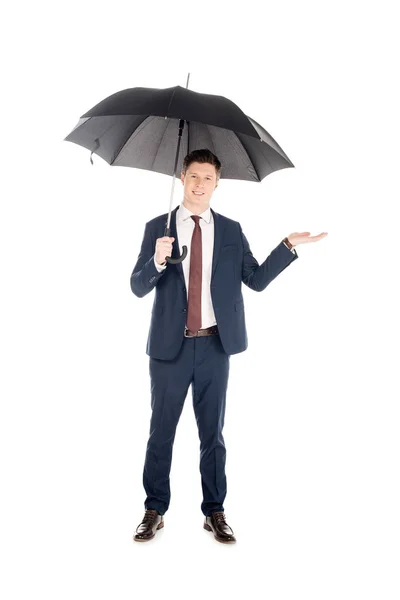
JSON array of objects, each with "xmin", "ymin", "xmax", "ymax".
[{"xmin": 182, "ymin": 148, "xmax": 222, "ymax": 179}]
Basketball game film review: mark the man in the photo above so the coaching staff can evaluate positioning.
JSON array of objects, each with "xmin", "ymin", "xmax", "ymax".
[{"xmin": 130, "ymin": 149, "xmax": 327, "ymax": 544}]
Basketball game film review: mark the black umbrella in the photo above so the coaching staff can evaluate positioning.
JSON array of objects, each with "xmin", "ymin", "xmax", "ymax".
[{"xmin": 64, "ymin": 74, "xmax": 294, "ymax": 264}]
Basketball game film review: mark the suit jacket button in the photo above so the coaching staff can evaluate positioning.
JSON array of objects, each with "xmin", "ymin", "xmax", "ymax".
[{"xmin": 183, "ymin": 309, "xmax": 187, "ymax": 312}]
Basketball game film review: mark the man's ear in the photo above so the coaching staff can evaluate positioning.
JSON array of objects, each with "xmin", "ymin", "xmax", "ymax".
[{"xmin": 180, "ymin": 171, "xmax": 185, "ymax": 185}]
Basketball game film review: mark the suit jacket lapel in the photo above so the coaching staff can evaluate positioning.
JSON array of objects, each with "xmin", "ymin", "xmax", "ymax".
[{"xmin": 210, "ymin": 208, "xmax": 224, "ymax": 281}]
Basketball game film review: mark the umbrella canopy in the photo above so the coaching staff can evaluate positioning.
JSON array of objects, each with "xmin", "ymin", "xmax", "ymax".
[{"xmin": 64, "ymin": 85, "xmax": 294, "ymax": 181}]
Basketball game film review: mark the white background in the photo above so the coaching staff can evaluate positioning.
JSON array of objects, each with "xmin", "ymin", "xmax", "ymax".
[{"xmin": 1, "ymin": 1, "xmax": 399, "ymax": 598}]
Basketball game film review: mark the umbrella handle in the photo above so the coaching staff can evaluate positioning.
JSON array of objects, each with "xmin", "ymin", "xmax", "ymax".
[
  {"xmin": 163, "ymin": 226, "xmax": 187, "ymax": 264},
  {"xmin": 165, "ymin": 245, "xmax": 187, "ymax": 264}
]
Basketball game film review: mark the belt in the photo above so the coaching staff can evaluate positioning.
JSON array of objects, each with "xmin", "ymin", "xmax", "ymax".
[{"xmin": 184, "ymin": 325, "xmax": 219, "ymax": 338}]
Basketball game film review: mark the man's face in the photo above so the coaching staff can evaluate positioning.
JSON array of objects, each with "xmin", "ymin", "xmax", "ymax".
[{"xmin": 180, "ymin": 161, "xmax": 219, "ymax": 211}]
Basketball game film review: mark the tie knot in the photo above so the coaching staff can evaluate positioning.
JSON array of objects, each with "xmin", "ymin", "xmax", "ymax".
[{"xmin": 191, "ymin": 215, "xmax": 201, "ymax": 225}]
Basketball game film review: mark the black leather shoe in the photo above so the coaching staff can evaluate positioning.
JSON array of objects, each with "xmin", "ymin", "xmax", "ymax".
[
  {"xmin": 133, "ymin": 509, "xmax": 164, "ymax": 542},
  {"xmin": 204, "ymin": 511, "xmax": 236, "ymax": 543}
]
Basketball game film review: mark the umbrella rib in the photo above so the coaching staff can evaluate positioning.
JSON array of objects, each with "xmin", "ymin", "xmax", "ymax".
[
  {"xmin": 238, "ymin": 131, "xmax": 286, "ymax": 178},
  {"xmin": 149, "ymin": 117, "xmax": 175, "ymax": 173},
  {"xmin": 226, "ymin": 129, "xmax": 262, "ymax": 182},
  {"xmin": 238, "ymin": 130, "xmax": 287, "ymax": 181},
  {"xmin": 110, "ymin": 115, "xmax": 151, "ymax": 165},
  {"xmin": 235, "ymin": 131, "xmax": 261, "ymax": 181}
]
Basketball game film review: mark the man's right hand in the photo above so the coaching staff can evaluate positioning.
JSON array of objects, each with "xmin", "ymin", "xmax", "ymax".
[{"xmin": 155, "ymin": 236, "xmax": 175, "ymax": 266}]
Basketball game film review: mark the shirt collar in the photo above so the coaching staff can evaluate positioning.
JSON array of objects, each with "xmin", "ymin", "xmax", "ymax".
[{"xmin": 177, "ymin": 202, "xmax": 212, "ymax": 224}]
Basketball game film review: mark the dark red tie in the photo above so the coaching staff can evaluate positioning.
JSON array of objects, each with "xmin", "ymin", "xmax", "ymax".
[{"xmin": 187, "ymin": 215, "xmax": 202, "ymax": 334}]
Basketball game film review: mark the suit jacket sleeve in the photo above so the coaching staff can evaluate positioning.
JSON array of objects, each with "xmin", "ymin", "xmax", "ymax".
[
  {"xmin": 130, "ymin": 222, "xmax": 167, "ymax": 298},
  {"xmin": 240, "ymin": 225, "xmax": 298, "ymax": 292}
]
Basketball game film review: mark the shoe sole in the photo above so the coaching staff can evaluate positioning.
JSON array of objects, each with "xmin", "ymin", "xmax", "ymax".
[
  {"xmin": 133, "ymin": 520, "xmax": 164, "ymax": 542},
  {"xmin": 203, "ymin": 522, "xmax": 236, "ymax": 544}
]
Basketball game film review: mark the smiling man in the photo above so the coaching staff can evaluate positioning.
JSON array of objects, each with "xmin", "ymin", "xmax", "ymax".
[
  {"xmin": 181, "ymin": 159, "xmax": 218, "ymax": 211},
  {"xmin": 130, "ymin": 148, "xmax": 327, "ymax": 544}
]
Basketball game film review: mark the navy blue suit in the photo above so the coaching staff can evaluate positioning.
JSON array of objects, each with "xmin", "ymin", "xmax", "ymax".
[{"xmin": 130, "ymin": 205, "xmax": 298, "ymax": 516}]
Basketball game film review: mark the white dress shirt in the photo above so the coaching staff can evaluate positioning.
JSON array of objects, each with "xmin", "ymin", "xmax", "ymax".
[
  {"xmin": 153, "ymin": 202, "xmax": 296, "ymax": 330},
  {"xmin": 153, "ymin": 202, "xmax": 217, "ymax": 329}
]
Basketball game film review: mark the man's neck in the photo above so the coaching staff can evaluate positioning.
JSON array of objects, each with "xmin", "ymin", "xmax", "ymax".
[{"xmin": 182, "ymin": 199, "xmax": 210, "ymax": 215}]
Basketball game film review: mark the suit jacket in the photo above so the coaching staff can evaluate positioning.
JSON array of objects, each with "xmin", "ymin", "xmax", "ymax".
[{"xmin": 130, "ymin": 205, "xmax": 298, "ymax": 360}]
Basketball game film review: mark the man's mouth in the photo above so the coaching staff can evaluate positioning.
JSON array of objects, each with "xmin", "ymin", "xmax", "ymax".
[{"xmin": 193, "ymin": 191, "xmax": 204, "ymax": 196}]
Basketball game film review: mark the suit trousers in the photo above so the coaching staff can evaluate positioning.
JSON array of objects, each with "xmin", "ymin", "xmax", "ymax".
[{"xmin": 143, "ymin": 332, "xmax": 230, "ymax": 517}]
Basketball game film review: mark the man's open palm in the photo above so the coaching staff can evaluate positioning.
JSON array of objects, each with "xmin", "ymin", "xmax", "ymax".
[{"xmin": 288, "ymin": 232, "xmax": 328, "ymax": 246}]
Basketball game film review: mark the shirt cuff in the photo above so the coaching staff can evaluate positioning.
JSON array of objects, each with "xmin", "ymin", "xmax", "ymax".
[{"xmin": 154, "ymin": 254, "xmax": 167, "ymax": 272}]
